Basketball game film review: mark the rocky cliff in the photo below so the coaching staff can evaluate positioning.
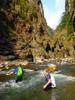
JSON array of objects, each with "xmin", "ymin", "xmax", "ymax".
[
  {"xmin": 65, "ymin": 0, "xmax": 75, "ymax": 33},
  {"xmin": 47, "ymin": 0, "xmax": 75, "ymax": 58},
  {"xmin": 0, "ymin": 0, "xmax": 49, "ymax": 61}
]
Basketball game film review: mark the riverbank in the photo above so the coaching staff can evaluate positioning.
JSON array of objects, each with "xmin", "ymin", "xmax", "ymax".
[
  {"xmin": 34, "ymin": 57, "xmax": 75, "ymax": 65},
  {"xmin": 0, "ymin": 57, "xmax": 75, "ymax": 71},
  {"xmin": 0, "ymin": 60, "xmax": 29, "ymax": 70},
  {"xmin": 46, "ymin": 57, "xmax": 75, "ymax": 65}
]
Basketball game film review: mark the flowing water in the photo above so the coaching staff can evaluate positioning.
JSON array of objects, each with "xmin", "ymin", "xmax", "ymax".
[{"xmin": 0, "ymin": 63, "xmax": 75, "ymax": 100}]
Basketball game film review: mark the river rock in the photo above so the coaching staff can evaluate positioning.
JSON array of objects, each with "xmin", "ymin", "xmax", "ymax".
[{"xmin": 34, "ymin": 57, "xmax": 44, "ymax": 63}]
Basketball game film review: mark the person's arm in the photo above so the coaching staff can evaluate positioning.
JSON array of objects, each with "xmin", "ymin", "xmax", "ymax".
[
  {"xmin": 43, "ymin": 79, "xmax": 52, "ymax": 89},
  {"xmin": 6, "ymin": 68, "xmax": 17, "ymax": 75}
]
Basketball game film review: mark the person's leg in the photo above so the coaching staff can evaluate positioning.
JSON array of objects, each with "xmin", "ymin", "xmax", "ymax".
[
  {"xmin": 15, "ymin": 76, "xmax": 19, "ymax": 83},
  {"xmin": 17, "ymin": 76, "xmax": 23, "ymax": 82},
  {"xmin": 44, "ymin": 83, "xmax": 52, "ymax": 90},
  {"xmin": 19, "ymin": 75, "xmax": 23, "ymax": 81}
]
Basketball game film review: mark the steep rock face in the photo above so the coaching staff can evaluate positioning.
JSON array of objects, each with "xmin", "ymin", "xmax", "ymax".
[
  {"xmin": 65, "ymin": 0, "xmax": 75, "ymax": 55},
  {"xmin": 65, "ymin": 0, "xmax": 75, "ymax": 32},
  {"xmin": 47, "ymin": 0, "xmax": 75, "ymax": 58},
  {"xmin": 0, "ymin": 0, "xmax": 49, "ymax": 60}
]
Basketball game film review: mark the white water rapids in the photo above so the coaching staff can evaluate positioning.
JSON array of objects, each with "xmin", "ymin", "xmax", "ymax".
[{"xmin": 0, "ymin": 69, "xmax": 75, "ymax": 91}]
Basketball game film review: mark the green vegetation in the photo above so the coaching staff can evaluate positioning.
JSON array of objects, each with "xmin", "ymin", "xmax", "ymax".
[
  {"xmin": 66, "ymin": 15, "xmax": 73, "ymax": 35},
  {"xmin": 58, "ymin": 14, "xmax": 73, "ymax": 35},
  {"xmin": 48, "ymin": 26, "xmax": 54, "ymax": 36}
]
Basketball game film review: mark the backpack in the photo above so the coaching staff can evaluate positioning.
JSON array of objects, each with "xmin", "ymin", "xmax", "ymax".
[{"xmin": 17, "ymin": 67, "xmax": 23, "ymax": 76}]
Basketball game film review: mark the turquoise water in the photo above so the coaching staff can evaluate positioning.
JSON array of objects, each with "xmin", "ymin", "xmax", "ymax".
[{"xmin": 0, "ymin": 64, "xmax": 75, "ymax": 100}]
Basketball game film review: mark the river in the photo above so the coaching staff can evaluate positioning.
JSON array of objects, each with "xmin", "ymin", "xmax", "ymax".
[{"xmin": 0, "ymin": 63, "xmax": 75, "ymax": 100}]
